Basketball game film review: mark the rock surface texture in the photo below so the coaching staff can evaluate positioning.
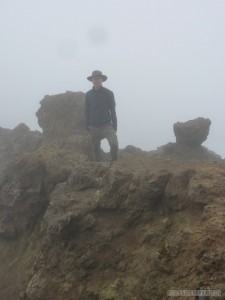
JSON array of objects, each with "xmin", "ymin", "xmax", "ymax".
[{"xmin": 0, "ymin": 93, "xmax": 224, "ymax": 300}]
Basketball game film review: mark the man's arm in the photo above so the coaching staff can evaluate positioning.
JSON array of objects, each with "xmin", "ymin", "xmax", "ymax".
[
  {"xmin": 85, "ymin": 94, "xmax": 90, "ymax": 131},
  {"xmin": 109, "ymin": 92, "xmax": 117, "ymax": 131}
]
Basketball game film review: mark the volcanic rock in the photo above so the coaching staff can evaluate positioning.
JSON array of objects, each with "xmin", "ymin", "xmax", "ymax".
[
  {"xmin": 2, "ymin": 154, "xmax": 224, "ymax": 300},
  {"xmin": 0, "ymin": 154, "xmax": 46, "ymax": 238},
  {"xmin": 1, "ymin": 93, "xmax": 225, "ymax": 299},
  {"xmin": 0, "ymin": 123, "xmax": 42, "ymax": 169},
  {"xmin": 36, "ymin": 91, "xmax": 85, "ymax": 140},
  {"xmin": 173, "ymin": 117, "xmax": 211, "ymax": 147}
]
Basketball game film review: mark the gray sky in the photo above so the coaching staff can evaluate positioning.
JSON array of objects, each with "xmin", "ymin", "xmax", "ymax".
[{"xmin": 1, "ymin": 0, "xmax": 225, "ymax": 156}]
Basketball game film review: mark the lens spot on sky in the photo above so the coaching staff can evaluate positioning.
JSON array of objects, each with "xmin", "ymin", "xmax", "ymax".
[
  {"xmin": 57, "ymin": 39, "xmax": 77, "ymax": 59},
  {"xmin": 87, "ymin": 26, "xmax": 109, "ymax": 45}
]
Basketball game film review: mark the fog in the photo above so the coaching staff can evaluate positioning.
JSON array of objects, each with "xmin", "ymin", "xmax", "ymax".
[{"xmin": 1, "ymin": 0, "xmax": 225, "ymax": 156}]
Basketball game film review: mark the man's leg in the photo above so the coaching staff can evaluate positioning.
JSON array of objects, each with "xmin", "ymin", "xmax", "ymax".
[
  {"xmin": 90, "ymin": 127, "xmax": 102, "ymax": 162},
  {"xmin": 92, "ymin": 138, "xmax": 101, "ymax": 162},
  {"xmin": 103, "ymin": 124, "xmax": 118, "ymax": 161}
]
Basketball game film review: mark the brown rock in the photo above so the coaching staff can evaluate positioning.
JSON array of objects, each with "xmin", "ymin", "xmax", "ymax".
[
  {"xmin": 0, "ymin": 123, "xmax": 42, "ymax": 169},
  {"xmin": 173, "ymin": 117, "xmax": 211, "ymax": 147},
  {"xmin": 0, "ymin": 154, "xmax": 46, "ymax": 237},
  {"xmin": 36, "ymin": 91, "xmax": 85, "ymax": 140},
  {"xmin": 1, "ymin": 114, "xmax": 225, "ymax": 299}
]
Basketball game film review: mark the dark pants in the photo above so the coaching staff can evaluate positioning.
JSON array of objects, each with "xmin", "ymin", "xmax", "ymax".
[{"xmin": 89, "ymin": 124, "xmax": 118, "ymax": 162}]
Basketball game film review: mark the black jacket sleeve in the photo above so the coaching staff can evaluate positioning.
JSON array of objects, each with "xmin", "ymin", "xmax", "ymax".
[
  {"xmin": 109, "ymin": 92, "xmax": 117, "ymax": 131},
  {"xmin": 85, "ymin": 93, "xmax": 90, "ymax": 130}
]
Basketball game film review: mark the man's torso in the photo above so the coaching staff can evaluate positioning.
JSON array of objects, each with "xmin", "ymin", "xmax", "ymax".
[{"xmin": 86, "ymin": 87, "xmax": 114, "ymax": 128}]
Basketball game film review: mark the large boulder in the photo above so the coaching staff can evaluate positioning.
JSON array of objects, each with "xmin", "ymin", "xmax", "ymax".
[
  {"xmin": 173, "ymin": 117, "xmax": 211, "ymax": 147},
  {"xmin": 36, "ymin": 91, "xmax": 85, "ymax": 140}
]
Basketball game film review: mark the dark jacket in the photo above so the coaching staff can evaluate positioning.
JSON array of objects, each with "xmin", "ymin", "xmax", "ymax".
[{"xmin": 85, "ymin": 86, "xmax": 117, "ymax": 131}]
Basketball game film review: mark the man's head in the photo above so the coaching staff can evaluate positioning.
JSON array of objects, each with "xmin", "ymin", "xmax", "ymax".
[{"xmin": 87, "ymin": 70, "xmax": 107, "ymax": 89}]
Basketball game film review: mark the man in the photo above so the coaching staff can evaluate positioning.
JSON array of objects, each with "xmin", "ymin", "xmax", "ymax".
[{"xmin": 85, "ymin": 70, "xmax": 118, "ymax": 162}]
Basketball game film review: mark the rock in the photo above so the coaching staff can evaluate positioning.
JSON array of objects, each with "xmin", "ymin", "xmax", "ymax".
[
  {"xmin": 26, "ymin": 272, "xmax": 48, "ymax": 300},
  {"xmin": 188, "ymin": 170, "xmax": 225, "ymax": 205},
  {"xmin": 99, "ymin": 279, "xmax": 122, "ymax": 300},
  {"xmin": 36, "ymin": 91, "xmax": 85, "ymax": 140},
  {"xmin": 2, "ymin": 93, "xmax": 225, "ymax": 299},
  {"xmin": 157, "ymin": 142, "xmax": 221, "ymax": 161},
  {"xmin": 0, "ymin": 154, "xmax": 47, "ymax": 237},
  {"xmin": 0, "ymin": 123, "xmax": 42, "ymax": 169},
  {"xmin": 2, "ymin": 151, "xmax": 225, "ymax": 299},
  {"xmin": 173, "ymin": 117, "xmax": 211, "ymax": 147},
  {"xmin": 155, "ymin": 117, "xmax": 220, "ymax": 161}
]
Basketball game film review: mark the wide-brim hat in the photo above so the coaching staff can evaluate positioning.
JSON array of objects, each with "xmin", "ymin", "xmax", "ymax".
[{"xmin": 87, "ymin": 70, "xmax": 107, "ymax": 82}]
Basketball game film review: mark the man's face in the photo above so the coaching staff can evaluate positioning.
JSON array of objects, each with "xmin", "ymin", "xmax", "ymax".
[{"xmin": 91, "ymin": 76, "xmax": 103, "ymax": 89}]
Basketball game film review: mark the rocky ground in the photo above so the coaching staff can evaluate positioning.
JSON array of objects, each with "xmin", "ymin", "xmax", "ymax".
[
  {"xmin": 1, "ymin": 142, "xmax": 225, "ymax": 300},
  {"xmin": 0, "ymin": 92, "xmax": 225, "ymax": 300}
]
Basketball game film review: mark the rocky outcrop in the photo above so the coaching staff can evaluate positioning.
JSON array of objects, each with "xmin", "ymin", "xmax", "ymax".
[
  {"xmin": 0, "ymin": 91, "xmax": 225, "ymax": 299},
  {"xmin": 0, "ymin": 123, "xmax": 42, "ymax": 169},
  {"xmin": 156, "ymin": 141, "xmax": 221, "ymax": 161},
  {"xmin": 155, "ymin": 117, "xmax": 220, "ymax": 161},
  {"xmin": 0, "ymin": 134, "xmax": 94, "ymax": 239},
  {"xmin": 0, "ymin": 154, "xmax": 46, "ymax": 238},
  {"xmin": 1, "ymin": 147, "xmax": 225, "ymax": 299},
  {"xmin": 173, "ymin": 117, "xmax": 211, "ymax": 147},
  {"xmin": 36, "ymin": 91, "xmax": 85, "ymax": 140},
  {"xmin": 35, "ymin": 91, "xmax": 96, "ymax": 160}
]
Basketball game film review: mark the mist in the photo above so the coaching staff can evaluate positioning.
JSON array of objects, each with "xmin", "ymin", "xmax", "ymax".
[{"xmin": 1, "ymin": 0, "xmax": 225, "ymax": 157}]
